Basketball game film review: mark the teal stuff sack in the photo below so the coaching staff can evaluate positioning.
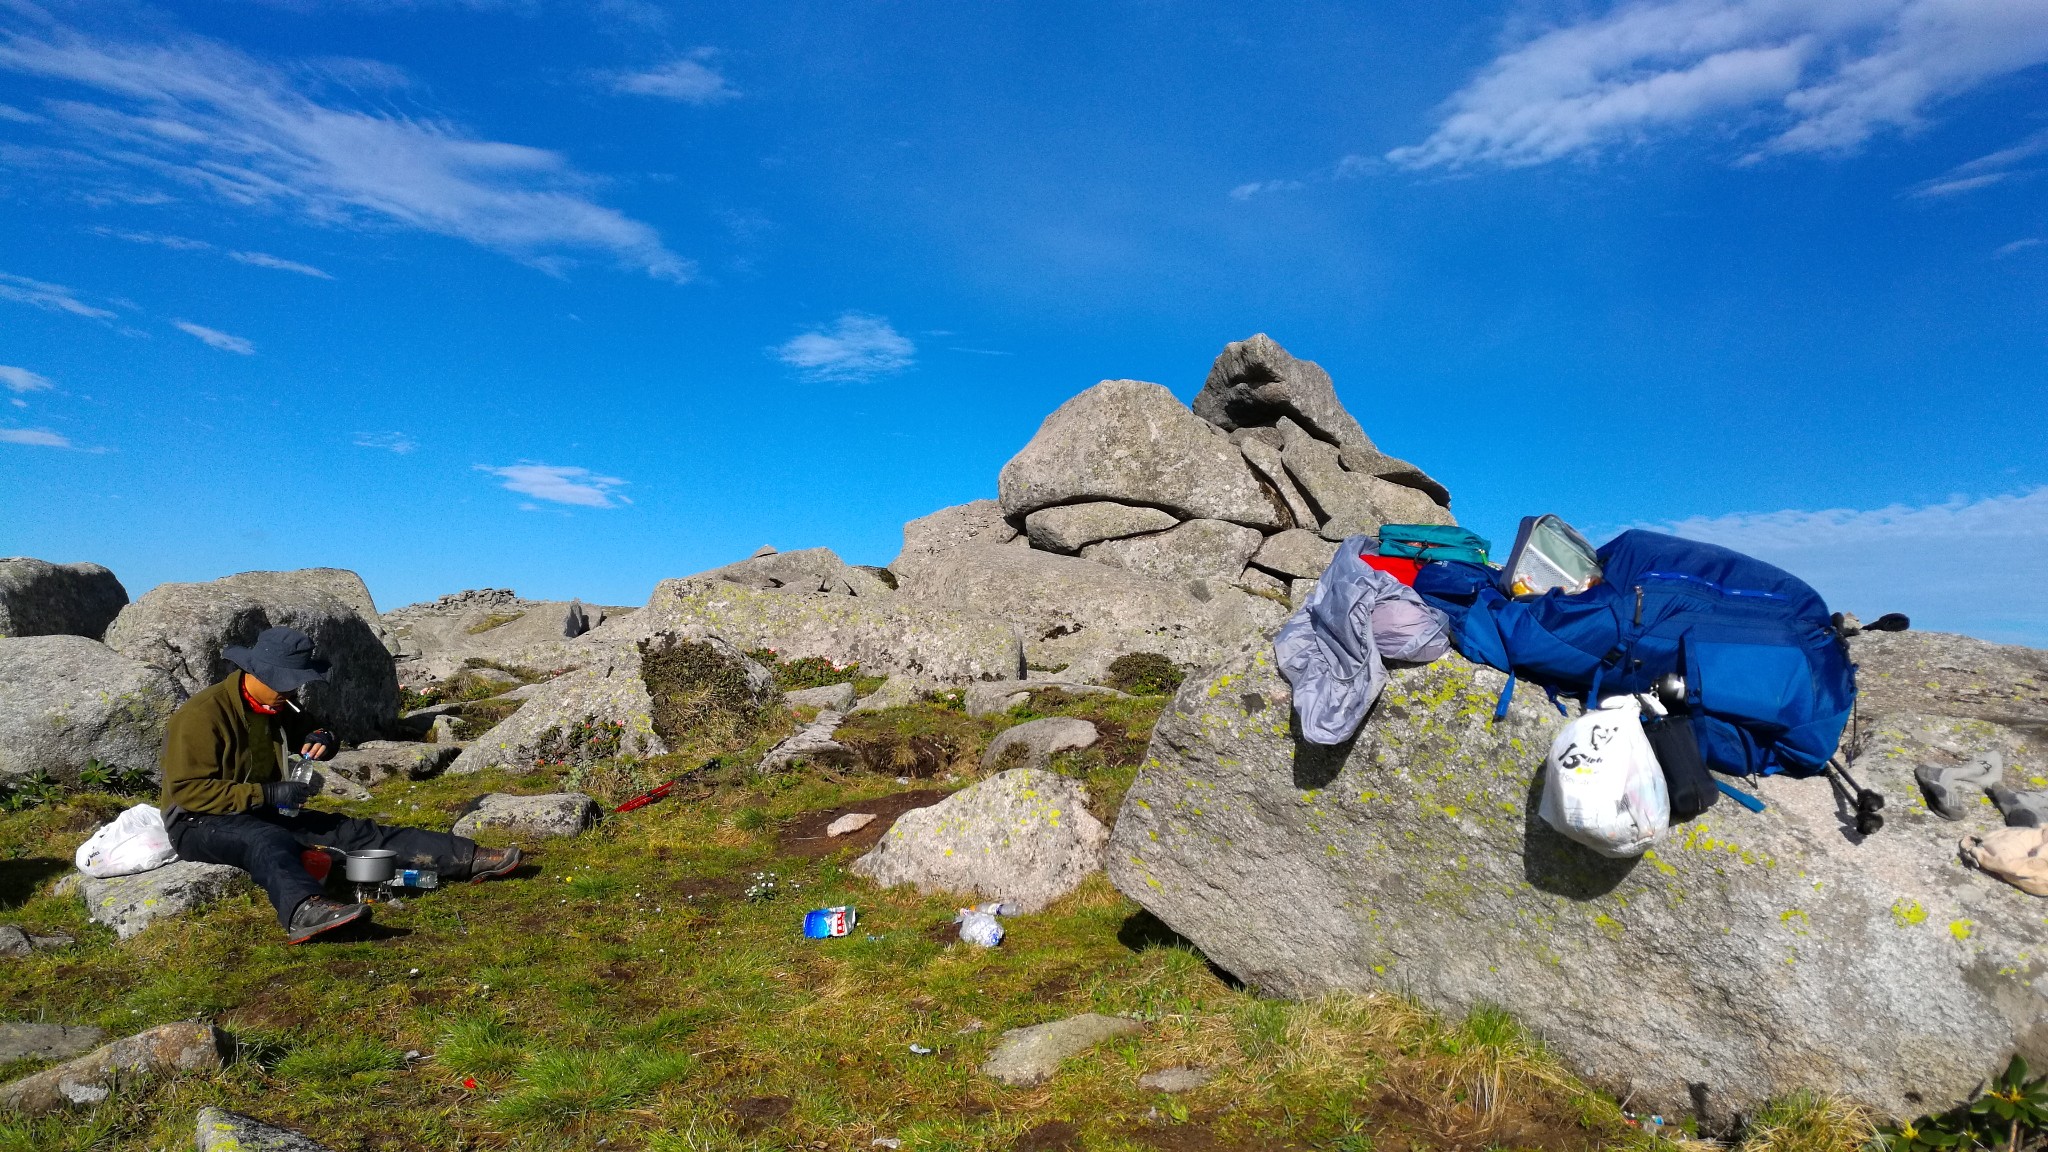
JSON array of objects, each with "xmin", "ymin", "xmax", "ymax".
[{"xmin": 1377, "ymin": 524, "xmax": 1491, "ymax": 566}]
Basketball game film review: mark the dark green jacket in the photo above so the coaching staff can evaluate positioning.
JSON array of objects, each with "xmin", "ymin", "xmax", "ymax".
[{"xmin": 159, "ymin": 673, "xmax": 316, "ymax": 816}]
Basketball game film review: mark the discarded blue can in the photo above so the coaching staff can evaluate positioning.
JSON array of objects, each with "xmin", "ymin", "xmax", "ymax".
[{"xmin": 802, "ymin": 906, "xmax": 856, "ymax": 938}]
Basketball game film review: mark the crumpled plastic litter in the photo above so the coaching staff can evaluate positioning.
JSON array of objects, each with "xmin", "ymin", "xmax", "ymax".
[{"xmin": 954, "ymin": 901, "xmax": 1011, "ymax": 947}]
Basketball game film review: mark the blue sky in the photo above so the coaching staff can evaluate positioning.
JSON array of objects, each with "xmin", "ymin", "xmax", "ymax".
[{"xmin": 2, "ymin": 0, "xmax": 2044, "ymax": 644}]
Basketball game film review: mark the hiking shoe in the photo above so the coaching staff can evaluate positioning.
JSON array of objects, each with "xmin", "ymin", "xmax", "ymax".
[
  {"xmin": 286, "ymin": 896, "xmax": 370, "ymax": 944},
  {"xmin": 1916, "ymin": 764, "xmax": 1972, "ymax": 820},
  {"xmin": 1988, "ymin": 786, "xmax": 2048, "ymax": 829},
  {"xmin": 467, "ymin": 845, "xmax": 521, "ymax": 884}
]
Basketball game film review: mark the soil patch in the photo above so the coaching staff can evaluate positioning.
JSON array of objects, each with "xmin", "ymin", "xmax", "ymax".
[
  {"xmin": 775, "ymin": 789, "xmax": 952, "ymax": 859},
  {"xmin": 1012, "ymin": 1120, "xmax": 1081, "ymax": 1152},
  {"xmin": 732, "ymin": 1094, "xmax": 793, "ymax": 1134}
]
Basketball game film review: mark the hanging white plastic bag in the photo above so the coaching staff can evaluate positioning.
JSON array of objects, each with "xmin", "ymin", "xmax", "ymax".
[
  {"xmin": 1540, "ymin": 696, "xmax": 1670, "ymax": 858},
  {"xmin": 74, "ymin": 803, "xmax": 176, "ymax": 878}
]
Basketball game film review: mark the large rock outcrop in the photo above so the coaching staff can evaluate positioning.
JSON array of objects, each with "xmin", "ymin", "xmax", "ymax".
[
  {"xmin": 889, "ymin": 500, "xmax": 1020, "ymax": 581},
  {"xmin": 0, "ymin": 559, "xmax": 127, "ymax": 640},
  {"xmin": 998, "ymin": 379, "xmax": 1283, "ymax": 529},
  {"xmin": 898, "ymin": 544, "xmax": 1286, "ymax": 681},
  {"xmin": 637, "ymin": 573, "xmax": 1023, "ymax": 684},
  {"xmin": 103, "ymin": 570, "xmax": 399, "ymax": 744},
  {"xmin": 381, "ymin": 588, "xmax": 635, "ymax": 686},
  {"xmin": 1107, "ymin": 636, "xmax": 2048, "ymax": 1124},
  {"xmin": 0, "ymin": 636, "xmax": 185, "ymax": 782}
]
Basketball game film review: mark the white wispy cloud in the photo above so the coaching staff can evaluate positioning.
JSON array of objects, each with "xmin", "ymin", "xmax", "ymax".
[
  {"xmin": 353, "ymin": 431, "xmax": 416, "ymax": 453},
  {"xmin": 1911, "ymin": 126, "xmax": 2048, "ymax": 198},
  {"xmin": 1389, "ymin": 0, "xmax": 2048, "ymax": 170},
  {"xmin": 1229, "ymin": 179, "xmax": 1305, "ymax": 201},
  {"xmin": 0, "ymin": 365, "xmax": 52, "ymax": 393},
  {"xmin": 174, "ymin": 320, "xmax": 255, "ymax": 354},
  {"xmin": 1995, "ymin": 237, "xmax": 2043, "ymax": 257},
  {"xmin": 773, "ymin": 313, "xmax": 915, "ymax": 382},
  {"xmin": 1650, "ymin": 486, "xmax": 2048, "ymax": 645},
  {"xmin": 0, "ymin": 21, "xmax": 690, "ymax": 280},
  {"xmin": 0, "ymin": 101, "xmax": 38, "ymax": 122},
  {"xmin": 476, "ymin": 463, "xmax": 629, "ymax": 508},
  {"xmin": 0, "ymin": 270, "xmax": 115, "ymax": 319},
  {"xmin": 230, "ymin": 250, "xmax": 332, "ymax": 278},
  {"xmin": 88, "ymin": 226, "xmax": 212, "ymax": 250},
  {"xmin": 0, "ymin": 426, "xmax": 74, "ymax": 448},
  {"xmin": 610, "ymin": 50, "xmax": 738, "ymax": 104}
]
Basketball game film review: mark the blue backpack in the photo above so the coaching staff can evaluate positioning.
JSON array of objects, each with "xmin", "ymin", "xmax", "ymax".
[{"xmin": 1414, "ymin": 530, "xmax": 1854, "ymax": 779}]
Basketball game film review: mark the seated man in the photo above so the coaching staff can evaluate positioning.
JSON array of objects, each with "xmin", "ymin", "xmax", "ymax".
[{"xmin": 160, "ymin": 626, "xmax": 520, "ymax": 943}]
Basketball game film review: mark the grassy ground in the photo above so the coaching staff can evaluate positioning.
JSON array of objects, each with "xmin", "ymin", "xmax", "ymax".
[{"xmin": 0, "ymin": 690, "xmax": 1863, "ymax": 1152}]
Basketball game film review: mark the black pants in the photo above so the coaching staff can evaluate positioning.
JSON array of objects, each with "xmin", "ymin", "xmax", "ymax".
[{"xmin": 168, "ymin": 808, "xmax": 477, "ymax": 927}]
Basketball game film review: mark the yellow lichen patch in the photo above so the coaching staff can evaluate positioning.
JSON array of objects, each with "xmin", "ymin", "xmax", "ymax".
[
  {"xmin": 1592, "ymin": 912, "xmax": 1625, "ymax": 939},
  {"xmin": 1891, "ymin": 899, "xmax": 1927, "ymax": 927},
  {"xmin": 1949, "ymin": 919, "xmax": 1975, "ymax": 942}
]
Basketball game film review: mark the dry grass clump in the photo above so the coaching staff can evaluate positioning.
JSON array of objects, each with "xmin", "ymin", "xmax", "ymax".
[
  {"xmin": 1738, "ymin": 1092, "xmax": 1879, "ymax": 1152},
  {"xmin": 465, "ymin": 611, "xmax": 526, "ymax": 635}
]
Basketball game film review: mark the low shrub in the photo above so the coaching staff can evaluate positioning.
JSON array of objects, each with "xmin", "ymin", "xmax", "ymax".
[
  {"xmin": 1104, "ymin": 652, "xmax": 1185, "ymax": 696},
  {"xmin": 640, "ymin": 634, "xmax": 769, "ymax": 754}
]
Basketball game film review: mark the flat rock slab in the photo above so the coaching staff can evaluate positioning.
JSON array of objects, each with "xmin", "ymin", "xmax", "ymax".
[
  {"xmin": 981, "ymin": 717, "xmax": 1099, "ymax": 772},
  {"xmin": 1138, "ymin": 1066, "xmax": 1215, "ymax": 1093},
  {"xmin": 0, "ymin": 1022, "xmax": 106, "ymax": 1063},
  {"xmin": 1024, "ymin": 502, "xmax": 1179, "ymax": 554},
  {"xmin": 0, "ymin": 1021, "xmax": 226, "ymax": 1114},
  {"xmin": 451, "ymin": 792, "xmax": 601, "ymax": 839},
  {"xmin": 197, "ymin": 1107, "xmax": 338, "ymax": 1151},
  {"xmin": 328, "ymin": 741, "xmax": 459, "ymax": 788},
  {"xmin": 1082, "ymin": 519, "xmax": 1265, "ymax": 586},
  {"xmin": 826, "ymin": 812, "xmax": 877, "ymax": 837},
  {"xmin": 758, "ymin": 711, "xmax": 852, "ymax": 773},
  {"xmin": 852, "ymin": 768, "xmax": 1109, "ymax": 913},
  {"xmin": 963, "ymin": 680, "xmax": 1129, "ymax": 718},
  {"xmin": 0, "ymin": 925, "xmax": 73, "ymax": 956},
  {"xmin": 981, "ymin": 1013, "xmax": 1143, "ymax": 1087},
  {"xmin": 79, "ymin": 860, "xmax": 245, "ymax": 940},
  {"xmin": 785, "ymin": 682, "xmax": 858, "ymax": 711}
]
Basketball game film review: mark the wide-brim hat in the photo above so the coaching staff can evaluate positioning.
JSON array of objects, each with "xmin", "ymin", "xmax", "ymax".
[{"xmin": 222, "ymin": 626, "xmax": 332, "ymax": 693}]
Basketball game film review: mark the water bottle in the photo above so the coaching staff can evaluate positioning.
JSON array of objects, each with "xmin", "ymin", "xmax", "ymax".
[
  {"xmin": 388, "ymin": 869, "xmax": 439, "ymax": 890},
  {"xmin": 276, "ymin": 754, "xmax": 315, "ymax": 818}
]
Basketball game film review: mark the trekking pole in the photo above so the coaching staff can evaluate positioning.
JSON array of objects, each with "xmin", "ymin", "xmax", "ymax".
[
  {"xmin": 1823, "ymin": 753, "xmax": 1884, "ymax": 836},
  {"xmin": 613, "ymin": 758, "xmax": 723, "ymax": 815}
]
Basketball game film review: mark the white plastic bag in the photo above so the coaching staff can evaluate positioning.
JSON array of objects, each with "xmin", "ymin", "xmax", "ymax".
[
  {"xmin": 74, "ymin": 803, "xmax": 176, "ymax": 878},
  {"xmin": 954, "ymin": 902, "xmax": 1008, "ymax": 947},
  {"xmin": 1540, "ymin": 696, "xmax": 1670, "ymax": 858}
]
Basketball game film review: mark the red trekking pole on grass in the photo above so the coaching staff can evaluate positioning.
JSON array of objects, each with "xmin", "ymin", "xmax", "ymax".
[{"xmin": 612, "ymin": 758, "xmax": 722, "ymax": 814}]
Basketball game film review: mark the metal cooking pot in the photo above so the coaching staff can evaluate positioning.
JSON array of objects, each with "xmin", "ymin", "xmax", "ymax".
[{"xmin": 343, "ymin": 849, "xmax": 398, "ymax": 884}]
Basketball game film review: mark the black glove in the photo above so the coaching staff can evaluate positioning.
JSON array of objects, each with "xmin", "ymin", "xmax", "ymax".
[
  {"xmin": 263, "ymin": 779, "xmax": 314, "ymax": 809},
  {"xmin": 302, "ymin": 730, "xmax": 337, "ymax": 760}
]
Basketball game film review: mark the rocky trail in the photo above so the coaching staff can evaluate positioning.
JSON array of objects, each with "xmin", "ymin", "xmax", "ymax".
[{"xmin": 0, "ymin": 334, "xmax": 2041, "ymax": 1150}]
